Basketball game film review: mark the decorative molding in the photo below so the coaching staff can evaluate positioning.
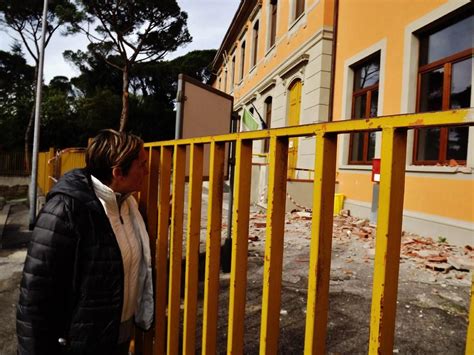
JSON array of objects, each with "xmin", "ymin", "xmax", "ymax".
[
  {"xmin": 234, "ymin": 27, "xmax": 332, "ymax": 107},
  {"xmin": 278, "ymin": 54, "xmax": 309, "ymax": 79},
  {"xmin": 256, "ymin": 79, "xmax": 276, "ymax": 96},
  {"xmin": 249, "ymin": 1, "xmax": 263, "ymax": 22},
  {"xmin": 245, "ymin": 94, "xmax": 258, "ymax": 106},
  {"xmin": 238, "ymin": 25, "xmax": 249, "ymax": 42}
]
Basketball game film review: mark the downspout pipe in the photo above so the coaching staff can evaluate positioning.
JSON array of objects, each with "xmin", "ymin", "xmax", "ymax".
[{"xmin": 327, "ymin": 0, "xmax": 339, "ymax": 122}]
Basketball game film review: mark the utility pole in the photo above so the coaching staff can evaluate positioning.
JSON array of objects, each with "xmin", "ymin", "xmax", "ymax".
[{"xmin": 29, "ymin": 0, "xmax": 49, "ymax": 229}]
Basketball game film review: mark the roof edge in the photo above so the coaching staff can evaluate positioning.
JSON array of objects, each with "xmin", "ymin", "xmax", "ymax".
[{"xmin": 210, "ymin": 0, "xmax": 257, "ymax": 83}]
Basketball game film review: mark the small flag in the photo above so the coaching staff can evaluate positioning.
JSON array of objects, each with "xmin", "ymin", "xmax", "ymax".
[{"xmin": 242, "ymin": 108, "xmax": 260, "ymax": 131}]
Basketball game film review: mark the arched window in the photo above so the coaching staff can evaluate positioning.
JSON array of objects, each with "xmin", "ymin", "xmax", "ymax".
[{"xmin": 263, "ymin": 96, "xmax": 273, "ymax": 152}]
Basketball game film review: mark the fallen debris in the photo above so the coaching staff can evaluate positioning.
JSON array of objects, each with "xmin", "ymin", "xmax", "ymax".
[
  {"xmin": 425, "ymin": 262, "xmax": 452, "ymax": 273},
  {"xmin": 447, "ymin": 256, "xmax": 474, "ymax": 271},
  {"xmin": 247, "ymin": 209, "xmax": 472, "ymax": 282}
]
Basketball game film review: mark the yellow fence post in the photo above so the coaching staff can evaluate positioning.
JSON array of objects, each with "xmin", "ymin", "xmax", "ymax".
[
  {"xmin": 143, "ymin": 147, "xmax": 161, "ymax": 355},
  {"xmin": 304, "ymin": 132, "xmax": 337, "ymax": 354},
  {"xmin": 183, "ymin": 143, "xmax": 204, "ymax": 354},
  {"xmin": 259, "ymin": 136, "xmax": 288, "ymax": 354},
  {"xmin": 167, "ymin": 144, "xmax": 186, "ymax": 355},
  {"xmin": 146, "ymin": 147, "xmax": 161, "ymax": 261},
  {"xmin": 369, "ymin": 127, "xmax": 407, "ymax": 354},
  {"xmin": 47, "ymin": 148, "xmax": 55, "ymax": 193},
  {"xmin": 202, "ymin": 141, "xmax": 226, "ymax": 354},
  {"xmin": 466, "ymin": 273, "xmax": 474, "ymax": 355},
  {"xmin": 227, "ymin": 139, "xmax": 253, "ymax": 354},
  {"xmin": 155, "ymin": 146, "xmax": 172, "ymax": 355}
]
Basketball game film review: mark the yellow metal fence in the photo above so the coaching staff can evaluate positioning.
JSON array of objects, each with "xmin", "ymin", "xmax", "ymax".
[
  {"xmin": 35, "ymin": 110, "xmax": 474, "ymax": 354},
  {"xmin": 135, "ymin": 109, "xmax": 473, "ymax": 354},
  {"xmin": 37, "ymin": 148, "xmax": 86, "ymax": 195}
]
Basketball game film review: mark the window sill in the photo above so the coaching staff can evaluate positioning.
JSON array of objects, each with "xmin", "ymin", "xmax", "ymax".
[
  {"xmin": 406, "ymin": 165, "xmax": 472, "ymax": 174},
  {"xmin": 265, "ymin": 44, "xmax": 276, "ymax": 58},
  {"xmin": 288, "ymin": 13, "xmax": 306, "ymax": 33},
  {"xmin": 339, "ymin": 164, "xmax": 473, "ymax": 174},
  {"xmin": 339, "ymin": 164, "xmax": 372, "ymax": 171}
]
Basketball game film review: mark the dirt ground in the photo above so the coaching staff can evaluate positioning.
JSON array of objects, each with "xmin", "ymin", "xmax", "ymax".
[
  {"xmin": 0, "ymin": 200, "xmax": 472, "ymax": 354},
  {"xmin": 196, "ymin": 211, "xmax": 472, "ymax": 354}
]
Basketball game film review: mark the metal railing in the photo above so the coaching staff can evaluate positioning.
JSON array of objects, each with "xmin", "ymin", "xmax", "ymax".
[
  {"xmin": 135, "ymin": 109, "xmax": 474, "ymax": 354},
  {"xmin": 37, "ymin": 148, "xmax": 87, "ymax": 195},
  {"xmin": 0, "ymin": 152, "xmax": 30, "ymax": 176}
]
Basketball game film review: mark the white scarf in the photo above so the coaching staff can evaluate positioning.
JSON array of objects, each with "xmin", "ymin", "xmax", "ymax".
[{"xmin": 91, "ymin": 175, "xmax": 154, "ymax": 329}]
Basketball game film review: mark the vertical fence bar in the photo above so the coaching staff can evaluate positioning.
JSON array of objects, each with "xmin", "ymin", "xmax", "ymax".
[
  {"xmin": 227, "ymin": 139, "xmax": 253, "ymax": 354},
  {"xmin": 134, "ymin": 148, "xmax": 149, "ymax": 355},
  {"xmin": 259, "ymin": 136, "xmax": 288, "ymax": 354},
  {"xmin": 155, "ymin": 146, "xmax": 173, "ymax": 355},
  {"xmin": 146, "ymin": 147, "xmax": 161, "ymax": 262},
  {"xmin": 202, "ymin": 141, "xmax": 226, "ymax": 354},
  {"xmin": 167, "ymin": 144, "xmax": 187, "ymax": 355},
  {"xmin": 304, "ymin": 132, "xmax": 337, "ymax": 354},
  {"xmin": 144, "ymin": 147, "xmax": 161, "ymax": 355},
  {"xmin": 47, "ymin": 148, "xmax": 55, "ymax": 193},
  {"xmin": 369, "ymin": 127, "xmax": 407, "ymax": 354},
  {"xmin": 134, "ymin": 149, "xmax": 159, "ymax": 355},
  {"xmin": 465, "ymin": 274, "xmax": 474, "ymax": 355},
  {"xmin": 183, "ymin": 143, "xmax": 204, "ymax": 354}
]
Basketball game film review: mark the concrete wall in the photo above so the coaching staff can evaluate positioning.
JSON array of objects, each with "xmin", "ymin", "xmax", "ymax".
[{"xmin": 0, "ymin": 176, "xmax": 29, "ymax": 187}]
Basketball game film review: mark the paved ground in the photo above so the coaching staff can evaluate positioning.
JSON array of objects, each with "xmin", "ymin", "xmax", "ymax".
[
  {"xmin": 0, "ymin": 200, "xmax": 30, "ymax": 355},
  {"xmin": 0, "ymin": 196, "xmax": 472, "ymax": 354}
]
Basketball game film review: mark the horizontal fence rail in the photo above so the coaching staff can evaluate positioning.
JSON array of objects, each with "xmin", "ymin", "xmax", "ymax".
[{"xmin": 136, "ymin": 109, "xmax": 474, "ymax": 355}]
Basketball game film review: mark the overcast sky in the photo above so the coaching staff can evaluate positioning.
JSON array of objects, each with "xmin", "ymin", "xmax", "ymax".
[{"xmin": 0, "ymin": 0, "xmax": 240, "ymax": 82}]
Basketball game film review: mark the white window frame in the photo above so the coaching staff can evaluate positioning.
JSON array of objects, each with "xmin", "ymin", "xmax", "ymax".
[
  {"xmin": 401, "ymin": 0, "xmax": 473, "ymax": 171},
  {"xmin": 265, "ymin": 0, "xmax": 279, "ymax": 52},
  {"xmin": 289, "ymin": 0, "xmax": 306, "ymax": 25},
  {"xmin": 339, "ymin": 39, "xmax": 387, "ymax": 171},
  {"xmin": 250, "ymin": 17, "xmax": 261, "ymax": 70}
]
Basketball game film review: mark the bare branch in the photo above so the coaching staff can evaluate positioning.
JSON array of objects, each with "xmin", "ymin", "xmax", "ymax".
[
  {"xmin": 77, "ymin": 25, "xmax": 105, "ymax": 43},
  {"xmin": 135, "ymin": 51, "xmax": 166, "ymax": 63},
  {"xmin": 104, "ymin": 57, "xmax": 123, "ymax": 71},
  {"xmin": 44, "ymin": 23, "xmax": 61, "ymax": 48},
  {"xmin": 93, "ymin": 5, "xmax": 123, "ymax": 55},
  {"xmin": 120, "ymin": 36, "xmax": 137, "ymax": 52}
]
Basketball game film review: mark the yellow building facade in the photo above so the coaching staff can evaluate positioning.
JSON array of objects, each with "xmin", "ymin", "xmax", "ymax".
[{"xmin": 211, "ymin": 0, "xmax": 473, "ymax": 245}]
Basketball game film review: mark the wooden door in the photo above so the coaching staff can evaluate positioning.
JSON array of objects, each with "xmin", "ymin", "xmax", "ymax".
[{"xmin": 287, "ymin": 80, "xmax": 301, "ymax": 179}]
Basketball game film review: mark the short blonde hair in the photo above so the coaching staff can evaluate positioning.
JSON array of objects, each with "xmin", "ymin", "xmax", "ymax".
[{"xmin": 86, "ymin": 129, "xmax": 143, "ymax": 184}]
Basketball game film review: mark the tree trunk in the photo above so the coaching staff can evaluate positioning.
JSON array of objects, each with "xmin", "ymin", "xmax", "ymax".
[
  {"xmin": 24, "ymin": 66, "xmax": 39, "ymax": 174},
  {"xmin": 119, "ymin": 66, "xmax": 130, "ymax": 132}
]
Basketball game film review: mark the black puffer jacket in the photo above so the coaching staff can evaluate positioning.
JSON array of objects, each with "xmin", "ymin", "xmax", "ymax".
[{"xmin": 17, "ymin": 169, "xmax": 124, "ymax": 354}]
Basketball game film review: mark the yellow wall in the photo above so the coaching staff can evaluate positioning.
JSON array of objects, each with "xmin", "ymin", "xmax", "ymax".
[
  {"xmin": 338, "ymin": 171, "xmax": 373, "ymax": 203},
  {"xmin": 215, "ymin": 0, "xmax": 334, "ymax": 103},
  {"xmin": 334, "ymin": 0, "xmax": 473, "ymax": 224},
  {"xmin": 333, "ymin": 0, "xmax": 448, "ymax": 118},
  {"xmin": 404, "ymin": 176, "xmax": 474, "ymax": 222},
  {"xmin": 339, "ymin": 171, "xmax": 474, "ymax": 222}
]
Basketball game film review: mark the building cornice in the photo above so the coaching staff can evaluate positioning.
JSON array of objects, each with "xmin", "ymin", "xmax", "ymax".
[{"xmin": 210, "ymin": 0, "xmax": 258, "ymax": 81}]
